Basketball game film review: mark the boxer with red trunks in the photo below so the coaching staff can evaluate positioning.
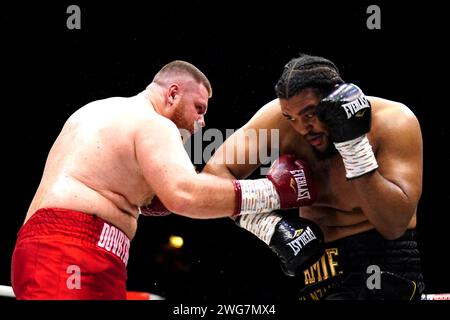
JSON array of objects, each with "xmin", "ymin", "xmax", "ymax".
[{"xmin": 12, "ymin": 208, "xmax": 129, "ymax": 299}]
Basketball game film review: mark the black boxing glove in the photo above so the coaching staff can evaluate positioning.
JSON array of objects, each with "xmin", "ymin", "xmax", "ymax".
[
  {"xmin": 139, "ymin": 196, "xmax": 172, "ymax": 217},
  {"xmin": 235, "ymin": 211, "xmax": 324, "ymax": 276},
  {"xmin": 316, "ymin": 83, "xmax": 378, "ymax": 179}
]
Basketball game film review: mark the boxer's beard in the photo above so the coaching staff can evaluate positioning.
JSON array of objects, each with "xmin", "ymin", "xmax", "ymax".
[
  {"xmin": 312, "ymin": 138, "xmax": 338, "ymax": 160},
  {"xmin": 171, "ymin": 101, "xmax": 195, "ymax": 135}
]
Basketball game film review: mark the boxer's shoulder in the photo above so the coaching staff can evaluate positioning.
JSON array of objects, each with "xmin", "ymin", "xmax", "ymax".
[
  {"xmin": 367, "ymin": 96, "xmax": 421, "ymax": 146},
  {"xmin": 67, "ymin": 96, "xmax": 134, "ymax": 123},
  {"xmin": 246, "ymin": 98, "xmax": 286, "ymax": 128},
  {"xmin": 244, "ymin": 98, "xmax": 297, "ymax": 142},
  {"xmin": 369, "ymin": 96, "xmax": 418, "ymax": 123}
]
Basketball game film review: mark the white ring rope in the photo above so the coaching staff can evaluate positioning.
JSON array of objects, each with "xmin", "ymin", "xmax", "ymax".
[{"xmin": 0, "ymin": 285, "xmax": 15, "ymax": 298}]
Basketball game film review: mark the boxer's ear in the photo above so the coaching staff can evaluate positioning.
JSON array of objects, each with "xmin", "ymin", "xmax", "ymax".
[{"xmin": 167, "ymin": 84, "xmax": 179, "ymax": 107}]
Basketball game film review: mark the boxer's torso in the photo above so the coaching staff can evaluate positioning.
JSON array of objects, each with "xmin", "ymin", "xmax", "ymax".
[{"xmin": 26, "ymin": 94, "xmax": 157, "ymax": 239}]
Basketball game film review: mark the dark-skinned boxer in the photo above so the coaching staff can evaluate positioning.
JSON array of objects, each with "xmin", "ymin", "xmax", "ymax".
[{"xmin": 204, "ymin": 53, "xmax": 424, "ymax": 300}]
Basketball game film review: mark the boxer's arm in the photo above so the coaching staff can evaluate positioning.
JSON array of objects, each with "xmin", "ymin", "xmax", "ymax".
[
  {"xmin": 203, "ymin": 126, "xmax": 261, "ymax": 179},
  {"xmin": 135, "ymin": 114, "xmax": 315, "ymax": 218},
  {"xmin": 135, "ymin": 115, "xmax": 237, "ymax": 218},
  {"xmin": 204, "ymin": 99, "xmax": 291, "ymax": 179},
  {"xmin": 352, "ymin": 101, "xmax": 423, "ymax": 240}
]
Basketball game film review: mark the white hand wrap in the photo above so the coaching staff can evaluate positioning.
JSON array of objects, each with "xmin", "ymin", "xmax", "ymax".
[
  {"xmin": 334, "ymin": 134, "xmax": 378, "ymax": 179},
  {"xmin": 238, "ymin": 179, "xmax": 281, "ymax": 215},
  {"xmin": 237, "ymin": 212, "xmax": 282, "ymax": 245}
]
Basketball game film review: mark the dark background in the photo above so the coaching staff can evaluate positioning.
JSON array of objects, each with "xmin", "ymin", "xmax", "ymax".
[{"xmin": 1, "ymin": 0, "xmax": 449, "ymax": 302}]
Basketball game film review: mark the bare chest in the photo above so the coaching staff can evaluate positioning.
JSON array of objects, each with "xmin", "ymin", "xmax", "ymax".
[
  {"xmin": 280, "ymin": 131, "xmax": 362, "ymax": 212},
  {"xmin": 310, "ymin": 156, "xmax": 362, "ymax": 212},
  {"xmin": 53, "ymin": 124, "xmax": 153, "ymax": 206}
]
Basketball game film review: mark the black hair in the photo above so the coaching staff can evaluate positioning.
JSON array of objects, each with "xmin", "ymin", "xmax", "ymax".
[{"xmin": 275, "ymin": 53, "xmax": 344, "ymax": 99}]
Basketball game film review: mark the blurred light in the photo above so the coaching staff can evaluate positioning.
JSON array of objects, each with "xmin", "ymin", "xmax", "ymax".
[{"xmin": 169, "ymin": 235, "xmax": 184, "ymax": 249}]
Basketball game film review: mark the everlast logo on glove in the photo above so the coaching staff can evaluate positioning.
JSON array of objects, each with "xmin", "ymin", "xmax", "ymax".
[
  {"xmin": 269, "ymin": 215, "xmax": 325, "ymax": 277},
  {"xmin": 316, "ymin": 84, "xmax": 378, "ymax": 179},
  {"xmin": 290, "ymin": 168, "xmax": 312, "ymax": 201},
  {"xmin": 287, "ymin": 226, "xmax": 318, "ymax": 256},
  {"xmin": 341, "ymin": 95, "xmax": 370, "ymax": 119}
]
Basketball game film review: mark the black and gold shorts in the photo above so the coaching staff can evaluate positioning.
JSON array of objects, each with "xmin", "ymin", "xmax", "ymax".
[{"xmin": 297, "ymin": 229, "xmax": 424, "ymax": 300}]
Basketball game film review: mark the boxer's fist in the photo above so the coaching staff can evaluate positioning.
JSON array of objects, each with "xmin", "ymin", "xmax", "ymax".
[
  {"xmin": 232, "ymin": 155, "xmax": 317, "ymax": 215},
  {"xmin": 269, "ymin": 214, "xmax": 324, "ymax": 277},
  {"xmin": 267, "ymin": 154, "xmax": 317, "ymax": 209},
  {"xmin": 235, "ymin": 211, "xmax": 324, "ymax": 277},
  {"xmin": 316, "ymin": 83, "xmax": 371, "ymax": 143},
  {"xmin": 316, "ymin": 84, "xmax": 378, "ymax": 179},
  {"xmin": 140, "ymin": 196, "xmax": 172, "ymax": 217}
]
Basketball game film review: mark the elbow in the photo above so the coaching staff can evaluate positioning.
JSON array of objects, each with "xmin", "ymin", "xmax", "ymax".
[
  {"xmin": 377, "ymin": 221, "xmax": 410, "ymax": 240},
  {"xmin": 379, "ymin": 228, "xmax": 407, "ymax": 240},
  {"xmin": 159, "ymin": 180, "xmax": 195, "ymax": 216},
  {"xmin": 166, "ymin": 196, "xmax": 211, "ymax": 219},
  {"xmin": 377, "ymin": 198, "xmax": 417, "ymax": 240},
  {"xmin": 162, "ymin": 193, "xmax": 193, "ymax": 217},
  {"xmin": 163, "ymin": 196, "xmax": 190, "ymax": 216}
]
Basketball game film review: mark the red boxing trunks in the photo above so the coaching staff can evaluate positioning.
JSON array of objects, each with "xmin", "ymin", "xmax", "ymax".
[{"xmin": 11, "ymin": 208, "xmax": 130, "ymax": 299}]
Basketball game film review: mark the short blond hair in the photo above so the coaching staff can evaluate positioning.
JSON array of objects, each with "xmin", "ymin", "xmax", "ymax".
[{"xmin": 153, "ymin": 60, "xmax": 212, "ymax": 97}]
